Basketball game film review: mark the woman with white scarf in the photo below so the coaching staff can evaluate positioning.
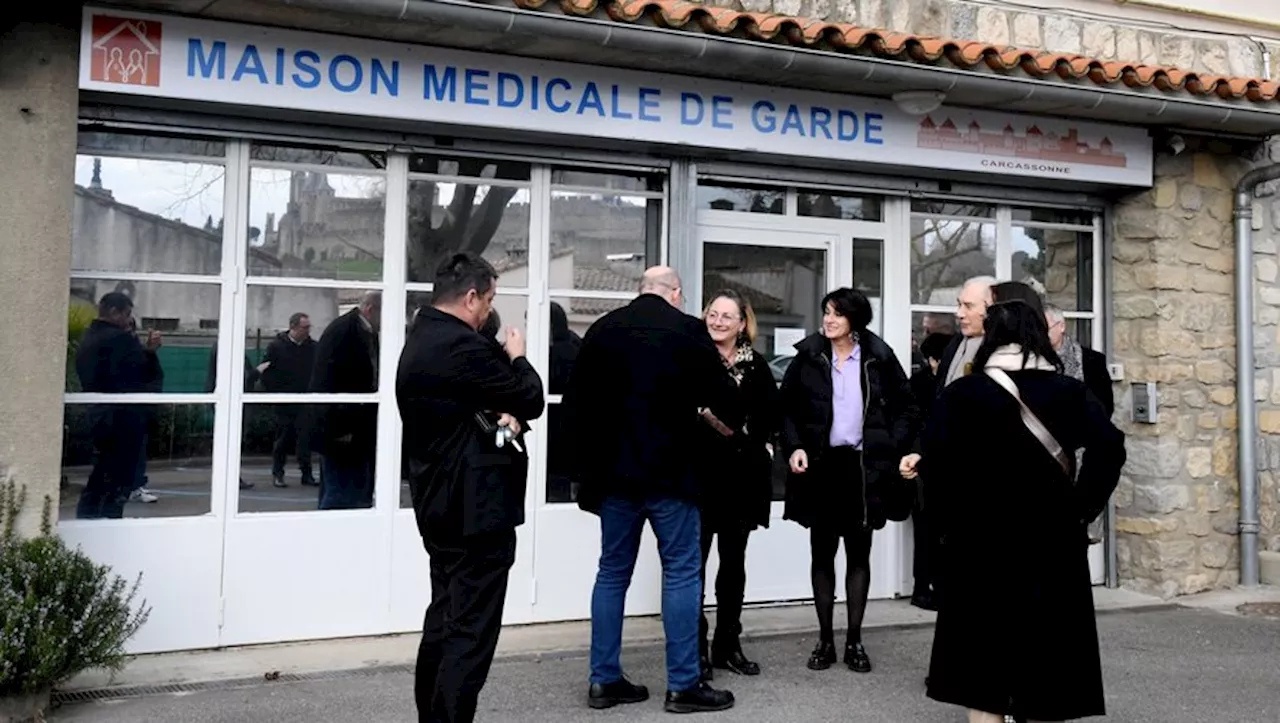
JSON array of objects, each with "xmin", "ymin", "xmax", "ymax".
[{"xmin": 900, "ymin": 300, "xmax": 1126, "ymax": 723}]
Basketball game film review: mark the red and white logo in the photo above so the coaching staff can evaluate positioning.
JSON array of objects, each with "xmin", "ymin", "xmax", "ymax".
[{"xmin": 89, "ymin": 15, "xmax": 162, "ymax": 87}]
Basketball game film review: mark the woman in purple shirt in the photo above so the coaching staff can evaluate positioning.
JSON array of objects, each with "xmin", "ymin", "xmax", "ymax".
[{"xmin": 779, "ymin": 288, "xmax": 919, "ymax": 674}]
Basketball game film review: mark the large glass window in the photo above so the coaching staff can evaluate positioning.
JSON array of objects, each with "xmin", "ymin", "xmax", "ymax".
[{"xmin": 63, "ymin": 131, "xmax": 228, "ymax": 520}]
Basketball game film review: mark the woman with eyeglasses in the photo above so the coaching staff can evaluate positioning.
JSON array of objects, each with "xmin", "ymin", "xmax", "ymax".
[
  {"xmin": 780, "ymin": 287, "xmax": 918, "ymax": 674},
  {"xmin": 695, "ymin": 289, "xmax": 780, "ymax": 681}
]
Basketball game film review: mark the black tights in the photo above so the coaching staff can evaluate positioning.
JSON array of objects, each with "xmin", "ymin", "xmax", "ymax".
[{"xmin": 810, "ymin": 528, "xmax": 873, "ymax": 644}]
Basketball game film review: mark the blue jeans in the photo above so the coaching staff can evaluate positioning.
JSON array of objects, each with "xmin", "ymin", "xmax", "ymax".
[{"xmin": 590, "ymin": 495, "xmax": 702, "ymax": 693}]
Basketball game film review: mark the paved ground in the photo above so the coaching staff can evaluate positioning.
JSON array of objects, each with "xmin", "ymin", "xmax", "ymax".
[{"xmin": 50, "ymin": 606, "xmax": 1280, "ymax": 722}]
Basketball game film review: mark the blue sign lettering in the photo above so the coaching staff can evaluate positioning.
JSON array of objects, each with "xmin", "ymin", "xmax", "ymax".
[
  {"xmin": 233, "ymin": 44, "xmax": 268, "ymax": 84},
  {"xmin": 810, "ymin": 107, "xmax": 833, "ymax": 140},
  {"xmin": 681, "ymin": 92, "xmax": 705, "ymax": 126},
  {"xmin": 371, "ymin": 59, "xmax": 399, "ymax": 96},
  {"xmin": 545, "ymin": 78, "xmax": 572, "ymax": 113},
  {"xmin": 187, "ymin": 39, "xmax": 226, "ymax": 80},
  {"xmin": 751, "ymin": 101, "xmax": 776, "ymax": 134},
  {"xmin": 610, "ymin": 85, "xmax": 633, "ymax": 120},
  {"xmin": 865, "ymin": 112, "xmax": 885, "ymax": 144},
  {"xmin": 496, "ymin": 72, "xmax": 524, "ymax": 108},
  {"xmin": 837, "ymin": 110, "xmax": 859, "ymax": 141},
  {"xmin": 329, "ymin": 54, "xmax": 363, "ymax": 94},
  {"xmin": 638, "ymin": 88, "xmax": 661, "ymax": 122},
  {"xmin": 464, "ymin": 68, "xmax": 490, "ymax": 105},
  {"xmin": 577, "ymin": 82, "xmax": 606, "ymax": 117},
  {"xmin": 293, "ymin": 51, "xmax": 321, "ymax": 88},
  {"xmin": 711, "ymin": 96, "xmax": 733, "ymax": 130},
  {"xmin": 424, "ymin": 64, "xmax": 456, "ymax": 102}
]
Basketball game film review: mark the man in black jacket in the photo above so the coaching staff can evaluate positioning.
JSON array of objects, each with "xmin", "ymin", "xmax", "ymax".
[
  {"xmin": 396, "ymin": 253, "xmax": 544, "ymax": 723},
  {"xmin": 564, "ymin": 266, "xmax": 739, "ymax": 714},
  {"xmin": 74, "ymin": 292, "xmax": 163, "ymax": 519},
  {"xmin": 908, "ymin": 332, "xmax": 952, "ymax": 611},
  {"xmin": 262, "ymin": 312, "xmax": 318, "ymax": 488},
  {"xmin": 311, "ymin": 292, "xmax": 380, "ymax": 510},
  {"xmin": 1044, "ymin": 303, "xmax": 1115, "ymax": 416}
]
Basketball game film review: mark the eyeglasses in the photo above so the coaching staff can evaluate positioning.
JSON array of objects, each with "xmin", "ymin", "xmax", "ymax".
[{"xmin": 706, "ymin": 312, "xmax": 741, "ymax": 323}]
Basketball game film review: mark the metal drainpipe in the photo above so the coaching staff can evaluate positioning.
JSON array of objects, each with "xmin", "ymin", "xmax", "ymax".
[{"xmin": 1236, "ymin": 161, "xmax": 1280, "ymax": 587}]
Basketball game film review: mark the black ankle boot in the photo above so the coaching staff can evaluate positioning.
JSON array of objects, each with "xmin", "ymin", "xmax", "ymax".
[
  {"xmin": 699, "ymin": 653, "xmax": 714, "ymax": 682},
  {"xmin": 663, "ymin": 682, "xmax": 734, "ymax": 713},
  {"xmin": 807, "ymin": 640, "xmax": 837, "ymax": 671},
  {"xmin": 712, "ymin": 640, "xmax": 760, "ymax": 676}
]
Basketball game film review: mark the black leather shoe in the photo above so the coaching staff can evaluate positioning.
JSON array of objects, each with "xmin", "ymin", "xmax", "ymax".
[
  {"xmin": 844, "ymin": 642, "xmax": 872, "ymax": 673},
  {"xmin": 272, "ymin": 475, "xmax": 288, "ymax": 488},
  {"xmin": 300, "ymin": 475, "xmax": 319, "ymax": 487},
  {"xmin": 699, "ymin": 654, "xmax": 714, "ymax": 682},
  {"xmin": 712, "ymin": 647, "xmax": 760, "ymax": 676},
  {"xmin": 663, "ymin": 683, "xmax": 734, "ymax": 713},
  {"xmin": 588, "ymin": 678, "xmax": 649, "ymax": 710},
  {"xmin": 806, "ymin": 640, "xmax": 837, "ymax": 671},
  {"xmin": 910, "ymin": 590, "xmax": 939, "ymax": 611}
]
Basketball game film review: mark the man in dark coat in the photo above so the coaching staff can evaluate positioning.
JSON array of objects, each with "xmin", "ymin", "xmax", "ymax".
[
  {"xmin": 908, "ymin": 332, "xmax": 952, "ymax": 611},
  {"xmin": 396, "ymin": 253, "xmax": 544, "ymax": 723},
  {"xmin": 74, "ymin": 292, "xmax": 163, "ymax": 519},
  {"xmin": 564, "ymin": 266, "xmax": 739, "ymax": 714},
  {"xmin": 261, "ymin": 312, "xmax": 318, "ymax": 488},
  {"xmin": 311, "ymin": 292, "xmax": 380, "ymax": 510},
  {"xmin": 935, "ymin": 276, "xmax": 996, "ymax": 396},
  {"xmin": 1044, "ymin": 303, "xmax": 1114, "ymax": 416}
]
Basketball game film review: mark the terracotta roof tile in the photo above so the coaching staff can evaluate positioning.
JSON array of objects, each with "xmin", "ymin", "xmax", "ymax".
[{"xmin": 495, "ymin": 0, "xmax": 1279, "ymax": 104}]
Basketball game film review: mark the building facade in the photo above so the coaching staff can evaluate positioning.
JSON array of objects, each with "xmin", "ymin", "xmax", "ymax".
[{"xmin": 1, "ymin": 0, "xmax": 1278, "ymax": 654}]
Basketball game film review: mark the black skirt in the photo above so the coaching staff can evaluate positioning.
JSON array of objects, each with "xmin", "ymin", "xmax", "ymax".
[{"xmin": 806, "ymin": 446, "xmax": 866, "ymax": 533}]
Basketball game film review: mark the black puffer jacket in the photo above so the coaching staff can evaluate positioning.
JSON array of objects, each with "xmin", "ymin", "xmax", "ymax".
[{"xmin": 780, "ymin": 331, "xmax": 919, "ymax": 530}]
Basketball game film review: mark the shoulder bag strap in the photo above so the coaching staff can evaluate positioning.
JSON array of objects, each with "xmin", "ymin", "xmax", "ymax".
[{"xmin": 985, "ymin": 368, "xmax": 1070, "ymax": 477}]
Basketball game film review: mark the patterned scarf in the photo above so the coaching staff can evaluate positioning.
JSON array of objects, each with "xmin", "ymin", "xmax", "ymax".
[
  {"xmin": 1059, "ymin": 336, "xmax": 1084, "ymax": 382},
  {"xmin": 722, "ymin": 341, "xmax": 754, "ymax": 387}
]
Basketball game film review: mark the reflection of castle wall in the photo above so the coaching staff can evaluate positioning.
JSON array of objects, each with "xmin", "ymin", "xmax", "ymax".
[
  {"xmin": 71, "ymin": 278, "xmax": 222, "ymax": 333},
  {"xmin": 74, "ymin": 187, "xmax": 221, "ymax": 274},
  {"xmin": 272, "ymin": 173, "xmax": 385, "ymax": 263},
  {"xmin": 550, "ymin": 197, "xmax": 653, "ymax": 266},
  {"xmin": 245, "ymin": 286, "xmax": 344, "ymax": 338}
]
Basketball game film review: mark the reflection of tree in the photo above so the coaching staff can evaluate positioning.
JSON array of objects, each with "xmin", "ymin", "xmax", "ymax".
[
  {"xmin": 910, "ymin": 218, "xmax": 994, "ymax": 304},
  {"xmin": 406, "ymin": 158, "xmax": 526, "ymax": 283}
]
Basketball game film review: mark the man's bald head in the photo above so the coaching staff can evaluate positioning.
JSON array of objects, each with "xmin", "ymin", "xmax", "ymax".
[{"xmin": 639, "ymin": 266, "xmax": 683, "ymax": 308}]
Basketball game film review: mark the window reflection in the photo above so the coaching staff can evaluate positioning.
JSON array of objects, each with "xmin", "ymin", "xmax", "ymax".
[
  {"xmin": 243, "ymin": 285, "xmax": 379, "ymax": 392},
  {"xmin": 72, "ymin": 155, "xmax": 227, "ymax": 276},
  {"xmin": 1013, "ymin": 227, "xmax": 1093, "ymax": 312},
  {"xmin": 549, "ymin": 172, "xmax": 663, "ymax": 293},
  {"xmin": 697, "ymin": 182, "xmax": 784, "ymax": 214},
  {"xmin": 406, "ymin": 181, "xmax": 531, "ymax": 284},
  {"xmin": 66, "ymin": 280, "xmax": 220, "ymax": 394},
  {"xmin": 61, "ymin": 403, "xmax": 214, "ymax": 519},
  {"xmin": 910, "ymin": 310, "xmax": 958, "ymax": 374},
  {"xmin": 248, "ymin": 167, "xmax": 387, "ymax": 281},
  {"xmin": 909, "ymin": 217, "xmax": 997, "ymax": 305},
  {"xmin": 240, "ymin": 403, "xmax": 377, "ymax": 513},
  {"xmin": 798, "ymin": 191, "xmax": 883, "ymax": 221}
]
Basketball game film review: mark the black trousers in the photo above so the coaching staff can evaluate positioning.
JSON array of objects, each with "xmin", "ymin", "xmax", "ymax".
[
  {"xmin": 912, "ymin": 480, "xmax": 938, "ymax": 596},
  {"xmin": 271, "ymin": 405, "xmax": 313, "ymax": 479},
  {"xmin": 416, "ymin": 529, "xmax": 516, "ymax": 723},
  {"xmin": 698, "ymin": 520, "xmax": 751, "ymax": 655}
]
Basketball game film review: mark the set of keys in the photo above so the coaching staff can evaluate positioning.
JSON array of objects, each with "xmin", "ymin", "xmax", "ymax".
[{"xmin": 495, "ymin": 426, "xmax": 523, "ymax": 453}]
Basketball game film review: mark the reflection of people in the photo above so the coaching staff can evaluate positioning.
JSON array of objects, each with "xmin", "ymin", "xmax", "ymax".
[
  {"xmin": 566, "ymin": 266, "xmax": 739, "ymax": 713},
  {"xmin": 396, "ymin": 253, "xmax": 545, "ymax": 723},
  {"xmin": 697, "ymin": 290, "xmax": 779, "ymax": 681},
  {"xmin": 907, "ymin": 332, "xmax": 953, "ymax": 612},
  {"xmin": 780, "ymin": 288, "xmax": 918, "ymax": 674},
  {"xmin": 311, "ymin": 292, "xmax": 380, "ymax": 510},
  {"xmin": 545, "ymin": 302, "xmax": 581, "ymax": 503},
  {"xmin": 906, "ymin": 301, "xmax": 1125, "ymax": 723},
  {"xmin": 206, "ymin": 339, "xmax": 262, "ymax": 491},
  {"xmin": 262, "ymin": 313, "xmax": 317, "ymax": 488},
  {"xmin": 74, "ymin": 293, "xmax": 163, "ymax": 519}
]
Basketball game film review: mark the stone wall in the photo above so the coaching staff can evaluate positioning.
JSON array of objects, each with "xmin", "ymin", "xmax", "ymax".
[
  {"xmin": 1111, "ymin": 137, "xmax": 1280, "ymax": 597},
  {"xmin": 699, "ymin": 1, "xmax": 1278, "ymax": 79}
]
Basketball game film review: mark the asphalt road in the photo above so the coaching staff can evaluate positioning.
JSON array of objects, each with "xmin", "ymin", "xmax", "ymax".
[{"xmin": 51, "ymin": 607, "xmax": 1280, "ymax": 722}]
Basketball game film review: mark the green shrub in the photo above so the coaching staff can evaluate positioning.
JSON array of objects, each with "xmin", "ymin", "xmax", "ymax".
[{"xmin": 0, "ymin": 477, "xmax": 150, "ymax": 697}]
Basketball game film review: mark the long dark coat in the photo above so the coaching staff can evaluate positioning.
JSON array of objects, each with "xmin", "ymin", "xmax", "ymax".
[
  {"xmin": 779, "ymin": 331, "xmax": 918, "ymax": 531},
  {"xmin": 564, "ymin": 294, "xmax": 738, "ymax": 513},
  {"xmin": 396, "ymin": 308, "xmax": 545, "ymax": 540},
  {"xmin": 309, "ymin": 309, "xmax": 379, "ymax": 462},
  {"xmin": 697, "ymin": 351, "xmax": 779, "ymax": 530},
  {"xmin": 920, "ymin": 369, "xmax": 1125, "ymax": 721}
]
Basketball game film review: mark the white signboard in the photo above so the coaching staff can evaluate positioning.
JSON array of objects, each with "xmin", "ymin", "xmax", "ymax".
[
  {"xmin": 773, "ymin": 327, "xmax": 807, "ymax": 356},
  {"xmin": 79, "ymin": 8, "xmax": 1153, "ymax": 186}
]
